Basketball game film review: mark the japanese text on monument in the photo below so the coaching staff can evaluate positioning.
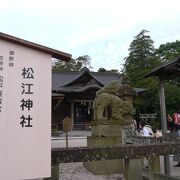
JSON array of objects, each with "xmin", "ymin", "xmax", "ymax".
[
  {"xmin": 0, "ymin": 55, "xmax": 3, "ymax": 113},
  {"xmin": 20, "ymin": 67, "xmax": 35, "ymax": 127},
  {"xmin": 0, "ymin": 50, "xmax": 15, "ymax": 114}
]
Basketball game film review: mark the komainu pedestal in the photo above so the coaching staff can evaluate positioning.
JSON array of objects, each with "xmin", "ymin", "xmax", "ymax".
[
  {"xmin": 83, "ymin": 124, "xmax": 124, "ymax": 175},
  {"xmin": 83, "ymin": 77, "xmax": 136, "ymax": 175}
]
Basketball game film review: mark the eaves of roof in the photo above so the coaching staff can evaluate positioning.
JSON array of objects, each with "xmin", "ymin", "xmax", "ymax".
[
  {"xmin": 0, "ymin": 32, "xmax": 72, "ymax": 61},
  {"xmin": 144, "ymin": 57, "xmax": 180, "ymax": 79},
  {"xmin": 56, "ymin": 84, "xmax": 101, "ymax": 93}
]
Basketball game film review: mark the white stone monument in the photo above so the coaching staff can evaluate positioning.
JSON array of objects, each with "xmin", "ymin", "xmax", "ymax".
[{"xmin": 0, "ymin": 32, "xmax": 71, "ymax": 180}]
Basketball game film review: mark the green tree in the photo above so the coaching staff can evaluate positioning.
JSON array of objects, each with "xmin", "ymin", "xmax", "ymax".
[
  {"xmin": 123, "ymin": 29, "xmax": 160, "ymax": 87},
  {"xmin": 165, "ymin": 81, "xmax": 180, "ymax": 115},
  {"xmin": 98, "ymin": 67, "xmax": 119, "ymax": 73},
  {"xmin": 123, "ymin": 30, "xmax": 161, "ymax": 123},
  {"xmin": 124, "ymin": 30, "xmax": 180, "ymax": 127},
  {"xmin": 97, "ymin": 67, "xmax": 107, "ymax": 72},
  {"xmin": 155, "ymin": 40, "xmax": 180, "ymax": 62},
  {"xmin": 53, "ymin": 55, "xmax": 92, "ymax": 71},
  {"xmin": 155, "ymin": 41, "xmax": 180, "ymax": 115}
]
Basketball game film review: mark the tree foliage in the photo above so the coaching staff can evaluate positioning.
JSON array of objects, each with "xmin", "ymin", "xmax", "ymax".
[
  {"xmin": 123, "ymin": 30, "xmax": 161, "ymax": 124},
  {"xmin": 123, "ymin": 30, "xmax": 180, "ymax": 128},
  {"xmin": 123, "ymin": 29, "xmax": 160, "ymax": 86},
  {"xmin": 155, "ymin": 40, "xmax": 180, "ymax": 62},
  {"xmin": 53, "ymin": 55, "xmax": 92, "ymax": 71},
  {"xmin": 155, "ymin": 40, "xmax": 180, "ymax": 85},
  {"xmin": 155, "ymin": 41, "xmax": 180, "ymax": 116},
  {"xmin": 165, "ymin": 81, "xmax": 180, "ymax": 115},
  {"xmin": 98, "ymin": 67, "xmax": 119, "ymax": 73}
]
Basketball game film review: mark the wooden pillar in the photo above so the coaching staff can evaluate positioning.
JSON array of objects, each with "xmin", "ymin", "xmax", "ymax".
[
  {"xmin": 71, "ymin": 101, "xmax": 74, "ymax": 129},
  {"xmin": 159, "ymin": 77, "xmax": 167, "ymax": 132},
  {"xmin": 159, "ymin": 77, "xmax": 170, "ymax": 175}
]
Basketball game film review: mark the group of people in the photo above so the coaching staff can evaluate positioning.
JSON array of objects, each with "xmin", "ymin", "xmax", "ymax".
[
  {"xmin": 132, "ymin": 119, "xmax": 161, "ymax": 138},
  {"xmin": 138, "ymin": 119, "xmax": 156, "ymax": 137},
  {"xmin": 132, "ymin": 110, "xmax": 180, "ymax": 167}
]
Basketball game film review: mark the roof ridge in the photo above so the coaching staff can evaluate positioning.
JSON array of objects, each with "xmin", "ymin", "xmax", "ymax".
[{"xmin": 60, "ymin": 67, "xmax": 104, "ymax": 87}]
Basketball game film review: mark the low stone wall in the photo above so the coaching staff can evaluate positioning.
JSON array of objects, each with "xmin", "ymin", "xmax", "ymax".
[
  {"xmin": 51, "ymin": 142, "xmax": 180, "ymax": 165},
  {"xmin": 142, "ymin": 169, "xmax": 180, "ymax": 180},
  {"xmin": 153, "ymin": 173, "xmax": 179, "ymax": 180}
]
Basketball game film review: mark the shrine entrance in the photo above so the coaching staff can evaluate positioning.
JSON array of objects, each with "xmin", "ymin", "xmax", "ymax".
[{"xmin": 73, "ymin": 100, "xmax": 93, "ymax": 130}]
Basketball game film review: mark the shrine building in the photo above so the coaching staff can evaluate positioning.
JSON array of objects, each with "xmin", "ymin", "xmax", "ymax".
[{"xmin": 52, "ymin": 67, "xmax": 145, "ymax": 131}]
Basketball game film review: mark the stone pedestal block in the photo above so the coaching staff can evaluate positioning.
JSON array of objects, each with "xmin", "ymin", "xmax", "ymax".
[
  {"xmin": 91, "ymin": 124, "xmax": 122, "ymax": 137},
  {"xmin": 84, "ymin": 159, "xmax": 124, "ymax": 175},
  {"xmin": 148, "ymin": 156, "xmax": 160, "ymax": 173},
  {"xmin": 83, "ymin": 133, "xmax": 124, "ymax": 175},
  {"xmin": 87, "ymin": 136, "xmax": 122, "ymax": 146},
  {"xmin": 124, "ymin": 159, "xmax": 142, "ymax": 180}
]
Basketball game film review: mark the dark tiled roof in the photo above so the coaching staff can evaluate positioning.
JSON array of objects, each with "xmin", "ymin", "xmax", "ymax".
[
  {"xmin": 57, "ymin": 84, "xmax": 101, "ymax": 93},
  {"xmin": 61, "ymin": 67, "xmax": 104, "ymax": 87},
  {"xmin": 52, "ymin": 67, "xmax": 146, "ymax": 95},
  {"xmin": 91, "ymin": 72, "xmax": 122, "ymax": 85},
  {"xmin": 52, "ymin": 68, "xmax": 121, "ymax": 91},
  {"xmin": 52, "ymin": 71, "xmax": 80, "ymax": 90}
]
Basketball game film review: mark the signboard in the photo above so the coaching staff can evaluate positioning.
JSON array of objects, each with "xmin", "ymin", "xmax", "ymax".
[
  {"xmin": 63, "ymin": 117, "xmax": 72, "ymax": 132},
  {"xmin": 0, "ymin": 39, "xmax": 51, "ymax": 180}
]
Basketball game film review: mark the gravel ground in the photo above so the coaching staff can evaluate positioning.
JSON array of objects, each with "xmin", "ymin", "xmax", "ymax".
[{"xmin": 59, "ymin": 162, "xmax": 124, "ymax": 180}]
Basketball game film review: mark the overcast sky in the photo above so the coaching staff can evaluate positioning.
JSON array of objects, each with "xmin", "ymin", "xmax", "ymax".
[{"xmin": 1, "ymin": 0, "xmax": 180, "ymax": 71}]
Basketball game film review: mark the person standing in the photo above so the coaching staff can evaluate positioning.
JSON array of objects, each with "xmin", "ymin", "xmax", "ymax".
[
  {"xmin": 168, "ymin": 114, "xmax": 174, "ymax": 132},
  {"xmin": 173, "ymin": 110, "xmax": 180, "ymax": 167},
  {"xmin": 173, "ymin": 111, "xmax": 180, "ymax": 132}
]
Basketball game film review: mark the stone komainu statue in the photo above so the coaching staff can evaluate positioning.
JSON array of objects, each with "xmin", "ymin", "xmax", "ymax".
[{"xmin": 93, "ymin": 78, "xmax": 135, "ymax": 125}]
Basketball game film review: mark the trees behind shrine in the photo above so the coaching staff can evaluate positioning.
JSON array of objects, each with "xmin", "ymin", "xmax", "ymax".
[
  {"xmin": 52, "ymin": 29, "xmax": 180, "ymax": 127},
  {"xmin": 123, "ymin": 30, "xmax": 180, "ymax": 126},
  {"xmin": 53, "ymin": 55, "xmax": 92, "ymax": 71}
]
